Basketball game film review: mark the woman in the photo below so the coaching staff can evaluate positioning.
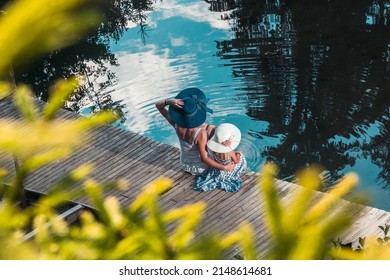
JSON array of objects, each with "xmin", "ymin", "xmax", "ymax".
[{"xmin": 155, "ymin": 87, "xmax": 235, "ymax": 175}]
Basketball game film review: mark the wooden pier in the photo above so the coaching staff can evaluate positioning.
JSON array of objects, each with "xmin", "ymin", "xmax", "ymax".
[{"xmin": 1, "ymin": 97, "xmax": 390, "ymax": 258}]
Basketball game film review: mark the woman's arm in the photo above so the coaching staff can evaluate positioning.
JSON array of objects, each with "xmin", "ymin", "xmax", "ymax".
[
  {"xmin": 196, "ymin": 130, "xmax": 235, "ymax": 171},
  {"xmin": 155, "ymin": 98, "xmax": 184, "ymax": 127}
]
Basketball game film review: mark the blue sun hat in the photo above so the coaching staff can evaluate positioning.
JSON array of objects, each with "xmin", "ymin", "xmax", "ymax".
[{"xmin": 169, "ymin": 88, "xmax": 213, "ymax": 128}]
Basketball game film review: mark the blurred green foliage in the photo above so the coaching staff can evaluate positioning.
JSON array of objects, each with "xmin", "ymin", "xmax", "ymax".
[
  {"xmin": 0, "ymin": 0, "xmax": 101, "ymax": 73},
  {"xmin": 0, "ymin": 0, "xmax": 389, "ymax": 260}
]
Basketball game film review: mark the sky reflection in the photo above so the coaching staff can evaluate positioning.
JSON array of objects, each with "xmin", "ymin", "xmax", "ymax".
[{"xmin": 103, "ymin": 0, "xmax": 390, "ymax": 211}]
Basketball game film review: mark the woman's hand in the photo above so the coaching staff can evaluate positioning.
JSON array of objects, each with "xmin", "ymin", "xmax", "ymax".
[
  {"xmin": 223, "ymin": 161, "xmax": 235, "ymax": 171},
  {"xmin": 155, "ymin": 98, "xmax": 180, "ymax": 127},
  {"xmin": 167, "ymin": 98, "xmax": 184, "ymax": 109}
]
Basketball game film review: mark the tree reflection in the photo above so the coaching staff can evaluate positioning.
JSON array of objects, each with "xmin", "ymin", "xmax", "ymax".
[
  {"xmin": 0, "ymin": 0, "xmax": 158, "ymax": 121},
  {"xmin": 211, "ymin": 0, "xmax": 390, "ymax": 187}
]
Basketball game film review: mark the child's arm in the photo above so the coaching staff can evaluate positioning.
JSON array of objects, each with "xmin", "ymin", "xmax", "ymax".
[{"xmin": 230, "ymin": 151, "xmax": 241, "ymax": 164}]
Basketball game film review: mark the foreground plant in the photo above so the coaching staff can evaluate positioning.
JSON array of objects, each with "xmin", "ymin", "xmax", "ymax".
[
  {"xmin": 0, "ymin": 0, "xmax": 255, "ymax": 259},
  {"xmin": 0, "ymin": 0, "xmax": 101, "ymax": 74},
  {"xmin": 259, "ymin": 163, "xmax": 390, "ymax": 259},
  {"xmin": 1, "ymin": 0, "xmax": 389, "ymax": 261}
]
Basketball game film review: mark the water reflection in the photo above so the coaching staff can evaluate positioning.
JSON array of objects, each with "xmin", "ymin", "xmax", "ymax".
[
  {"xmin": 111, "ymin": 46, "xmax": 200, "ymax": 134},
  {"xmin": 2, "ymin": 0, "xmax": 161, "ymax": 120},
  {"xmin": 213, "ymin": 0, "xmax": 390, "ymax": 192},
  {"xmin": 4, "ymin": 0, "xmax": 390, "ymax": 210},
  {"xmin": 366, "ymin": 1, "xmax": 390, "ymax": 25}
]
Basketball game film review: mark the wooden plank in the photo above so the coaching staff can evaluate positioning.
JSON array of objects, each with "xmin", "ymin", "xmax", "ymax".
[
  {"xmin": 195, "ymin": 185, "xmax": 262, "ymax": 236},
  {"xmin": 2, "ymin": 98, "xmax": 390, "ymax": 259},
  {"xmin": 90, "ymin": 141, "xmax": 169, "ymax": 199},
  {"xmin": 162, "ymin": 164, "xmax": 257, "ymax": 209},
  {"xmin": 120, "ymin": 151, "xmax": 187, "ymax": 199},
  {"xmin": 163, "ymin": 176, "xmax": 260, "ymax": 235},
  {"xmin": 25, "ymin": 130, "xmax": 144, "ymax": 191}
]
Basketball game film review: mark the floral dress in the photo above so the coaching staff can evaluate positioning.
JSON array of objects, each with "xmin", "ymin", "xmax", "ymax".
[{"xmin": 194, "ymin": 153, "xmax": 247, "ymax": 192}]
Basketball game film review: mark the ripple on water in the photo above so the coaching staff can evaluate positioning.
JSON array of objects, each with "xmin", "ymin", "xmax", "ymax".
[{"xmin": 238, "ymin": 136, "xmax": 266, "ymax": 172}]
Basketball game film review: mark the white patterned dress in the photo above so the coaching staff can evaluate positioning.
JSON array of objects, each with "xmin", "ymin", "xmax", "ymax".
[{"xmin": 194, "ymin": 153, "xmax": 247, "ymax": 192}]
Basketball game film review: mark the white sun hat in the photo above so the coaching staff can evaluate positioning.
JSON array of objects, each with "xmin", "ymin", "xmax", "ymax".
[{"xmin": 207, "ymin": 123, "xmax": 241, "ymax": 153}]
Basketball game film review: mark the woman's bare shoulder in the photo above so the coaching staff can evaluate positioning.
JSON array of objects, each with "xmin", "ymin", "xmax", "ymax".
[{"xmin": 202, "ymin": 123, "xmax": 216, "ymax": 137}]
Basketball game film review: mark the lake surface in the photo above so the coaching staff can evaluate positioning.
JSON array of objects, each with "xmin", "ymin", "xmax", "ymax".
[{"xmin": 17, "ymin": 0, "xmax": 390, "ymax": 211}]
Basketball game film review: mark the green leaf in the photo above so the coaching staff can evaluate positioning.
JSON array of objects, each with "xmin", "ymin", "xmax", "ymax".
[
  {"xmin": 358, "ymin": 237, "xmax": 366, "ymax": 248},
  {"xmin": 384, "ymin": 224, "xmax": 389, "ymax": 236},
  {"xmin": 13, "ymin": 85, "xmax": 37, "ymax": 122},
  {"xmin": 43, "ymin": 78, "xmax": 79, "ymax": 120},
  {"xmin": 0, "ymin": 0, "xmax": 101, "ymax": 74},
  {"xmin": 0, "ymin": 81, "xmax": 12, "ymax": 100}
]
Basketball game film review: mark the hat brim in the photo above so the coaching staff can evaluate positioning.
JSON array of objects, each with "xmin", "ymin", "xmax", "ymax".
[
  {"xmin": 207, "ymin": 123, "xmax": 241, "ymax": 153},
  {"xmin": 168, "ymin": 88, "xmax": 208, "ymax": 128},
  {"xmin": 169, "ymin": 108, "xmax": 206, "ymax": 128}
]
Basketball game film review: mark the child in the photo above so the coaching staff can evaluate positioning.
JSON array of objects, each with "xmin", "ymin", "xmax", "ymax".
[{"xmin": 195, "ymin": 123, "xmax": 247, "ymax": 192}]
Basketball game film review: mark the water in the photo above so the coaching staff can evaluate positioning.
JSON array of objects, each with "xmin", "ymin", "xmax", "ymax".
[
  {"xmin": 17, "ymin": 0, "xmax": 390, "ymax": 211},
  {"xmin": 107, "ymin": 0, "xmax": 283, "ymax": 172}
]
